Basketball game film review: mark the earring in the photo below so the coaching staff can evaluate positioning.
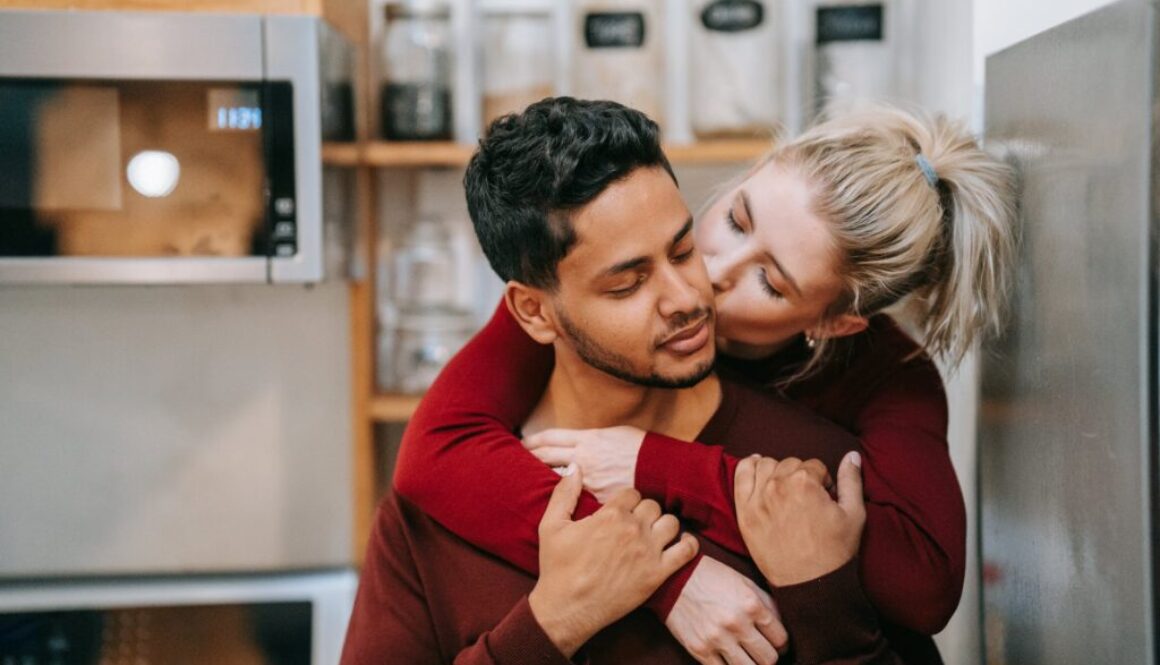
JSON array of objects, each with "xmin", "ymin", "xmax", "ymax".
[{"xmin": 805, "ymin": 334, "xmax": 817, "ymax": 349}]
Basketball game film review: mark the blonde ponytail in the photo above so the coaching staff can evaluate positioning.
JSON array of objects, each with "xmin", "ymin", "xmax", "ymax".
[{"xmin": 776, "ymin": 104, "xmax": 1017, "ymax": 369}]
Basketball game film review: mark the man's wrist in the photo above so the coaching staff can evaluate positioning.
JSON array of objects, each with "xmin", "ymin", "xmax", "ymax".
[{"xmin": 528, "ymin": 586, "xmax": 594, "ymax": 657}]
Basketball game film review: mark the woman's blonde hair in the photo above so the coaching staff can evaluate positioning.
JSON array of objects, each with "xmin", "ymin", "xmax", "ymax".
[{"xmin": 767, "ymin": 104, "xmax": 1018, "ymax": 372}]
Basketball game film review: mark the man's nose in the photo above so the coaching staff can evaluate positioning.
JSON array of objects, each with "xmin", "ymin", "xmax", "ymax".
[{"xmin": 657, "ymin": 263, "xmax": 706, "ymax": 319}]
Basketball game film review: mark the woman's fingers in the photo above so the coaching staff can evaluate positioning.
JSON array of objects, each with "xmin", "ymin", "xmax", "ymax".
[
  {"xmin": 523, "ymin": 428, "xmax": 581, "ymax": 450},
  {"xmin": 734, "ymin": 455, "xmax": 761, "ymax": 504},
  {"xmin": 526, "ymin": 445, "xmax": 575, "ymax": 467}
]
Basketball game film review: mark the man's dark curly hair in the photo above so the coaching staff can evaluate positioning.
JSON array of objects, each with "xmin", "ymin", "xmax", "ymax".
[{"xmin": 464, "ymin": 97, "xmax": 676, "ymax": 291}]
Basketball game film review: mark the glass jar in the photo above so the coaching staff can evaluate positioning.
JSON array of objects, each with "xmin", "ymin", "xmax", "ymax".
[
  {"xmin": 811, "ymin": 0, "xmax": 916, "ymax": 119},
  {"xmin": 389, "ymin": 215, "xmax": 459, "ymax": 313},
  {"xmin": 482, "ymin": 10, "xmax": 554, "ymax": 128},
  {"xmin": 689, "ymin": 0, "xmax": 782, "ymax": 138},
  {"xmin": 386, "ymin": 308, "xmax": 476, "ymax": 394},
  {"xmin": 379, "ymin": 0, "xmax": 454, "ymax": 141},
  {"xmin": 571, "ymin": 0, "xmax": 665, "ymax": 125}
]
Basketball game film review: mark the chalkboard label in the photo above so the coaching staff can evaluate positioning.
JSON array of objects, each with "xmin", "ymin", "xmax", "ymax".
[
  {"xmin": 701, "ymin": 0, "xmax": 764, "ymax": 33},
  {"xmin": 584, "ymin": 12, "xmax": 647, "ymax": 48},
  {"xmin": 816, "ymin": 5, "xmax": 883, "ymax": 44}
]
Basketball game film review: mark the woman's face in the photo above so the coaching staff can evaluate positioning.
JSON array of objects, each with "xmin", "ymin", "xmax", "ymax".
[{"xmin": 694, "ymin": 161, "xmax": 849, "ymax": 359}]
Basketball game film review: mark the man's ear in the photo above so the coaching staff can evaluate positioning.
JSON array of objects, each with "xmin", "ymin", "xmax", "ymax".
[
  {"xmin": 810, "ymin": 313, "xmax": 869, "ymax": 342},
  {"xmin": 504, "ymin": 281, "xmax": 559, "ymax": 345}
]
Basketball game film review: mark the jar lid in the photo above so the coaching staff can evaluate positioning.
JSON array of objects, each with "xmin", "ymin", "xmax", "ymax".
[{"xmin": 385, "ymin": 0, "xmax": 452, "ymax": 20}]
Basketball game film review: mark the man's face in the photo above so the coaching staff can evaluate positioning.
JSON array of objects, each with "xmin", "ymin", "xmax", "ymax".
[{"xmin": 549, "ymin": 166, "xmax": 716, "ymax": 389}]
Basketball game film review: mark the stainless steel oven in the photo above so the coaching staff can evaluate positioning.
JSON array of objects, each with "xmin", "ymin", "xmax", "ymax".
[
  {"xmin": 0, "ymin": 570, "xmax": 356, "ymax": 665},
  {"xmin": 0, "ymin": 10, "xmax": 354, "ymax": 284}
]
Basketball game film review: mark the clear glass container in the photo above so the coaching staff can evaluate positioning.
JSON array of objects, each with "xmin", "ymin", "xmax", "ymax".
[
  {"xmin": 385, "ymin": 308, "xmax": 476, "ymax": 394},
  {"xmin": 379, "ymin": 0, "xmax": 454, "ymax": 140},
  {"xmin": 389, "ymin": 215, "xmax": 459, "ymax": 312},
  {"xmin": 811, "ymin": 0, "xmax": 917, "ymax": 119},
  {"xmin": 571, "ymin": 0, "xmax": 665, "ymax": 125},
  {"xmin": 482, "ymin": 10, "xmax": 555, "ymax": 128},
  {"xmin": 689, "ymin": 0, "xmax": 783, "ymax": 138}
]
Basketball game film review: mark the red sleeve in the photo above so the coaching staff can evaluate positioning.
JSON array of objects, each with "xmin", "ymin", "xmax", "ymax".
[
  {"xmin": 771, "ymin": 559, "xmax": 903, "ymax": 664},
  {"xmin": 634, "ymin": 362, "xmax": 965, "ymax": 634},
  {"xmin": 393, "ymin": 301, "xmax": 698, "ymax": 618},
  {"xmin": 341, "ymin": 495, "xmax": 576, "ymax": 665}
]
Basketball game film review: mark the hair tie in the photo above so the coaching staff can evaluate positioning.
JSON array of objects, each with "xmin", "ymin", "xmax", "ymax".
[{"xmin": 915, "ymin": 154, "xmax": 939, "ymax": 188}]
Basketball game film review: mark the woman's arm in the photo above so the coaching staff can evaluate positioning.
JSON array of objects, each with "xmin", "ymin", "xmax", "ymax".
[
  {"xmin": 391, "ymin": 301, "xmax": 697, "ymax": 616},
  {"xmin": 527, "ymin": 362, "xmax": 964, "ymax": 635},
  {"xmin": 631, "ymin": 362, "xmax": 965, "ymax": 634}
]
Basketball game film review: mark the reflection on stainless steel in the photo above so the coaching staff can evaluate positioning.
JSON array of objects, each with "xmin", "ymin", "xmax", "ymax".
[{"xmin": 981, "ymin": 1, "xmax": 1156, "ymax": 663}]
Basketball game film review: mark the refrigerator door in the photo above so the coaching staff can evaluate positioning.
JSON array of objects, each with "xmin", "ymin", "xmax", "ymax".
[{"xmin": 981, "ymin": 0, "xmax": 1157, "ymax": 662}]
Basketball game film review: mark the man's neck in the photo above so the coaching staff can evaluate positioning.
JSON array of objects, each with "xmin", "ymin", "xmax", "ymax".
[{"xmin": 522, "ymin": 351, "xmax": 722, "ymax": 440}]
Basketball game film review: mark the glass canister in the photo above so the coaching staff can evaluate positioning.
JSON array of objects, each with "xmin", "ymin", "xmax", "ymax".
[
  {"xmin": 811, "ymin": 0, "xmax": 916, "ymax": 119},
  {"xmin": 571, "ymin": 0, "xmax": 665, "ymax": 126},
  {"xmin": 378, "ymin": 0, "xmax": 454, "ymax": 141},
  {"xmin": 689, "ymin": 0, "xmax": 782, "ymax": 138},
  {"xmin": 482, "ymin": 9, "xmax": 555, "ymax": 128},
  {"xmin": 387, "ymin": 308, "xmax": 476, "ymax": 394},
  {"xmin": 389, "ymin": 215, "xmax": 460, "ymax": 312}
]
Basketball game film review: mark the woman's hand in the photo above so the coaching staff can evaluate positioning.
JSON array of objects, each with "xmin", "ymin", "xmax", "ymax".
[
  {"xmin": 522, "ymin": 426, "xmax": 646, "ymax": 504},
  {"xmin": 733, "ymin": 453, "xmax": 865, "ymax": 587}
]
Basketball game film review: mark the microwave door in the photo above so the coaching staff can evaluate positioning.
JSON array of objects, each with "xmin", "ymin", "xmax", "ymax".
[{"xmin": 0, "ymin": 11, "xmax": 276, "ymax": 284}]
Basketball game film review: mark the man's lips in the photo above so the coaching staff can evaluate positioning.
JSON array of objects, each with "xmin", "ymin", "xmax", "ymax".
[{"xmin": 659, "ymin": 318, "xmax": 711, "ymax": 354}]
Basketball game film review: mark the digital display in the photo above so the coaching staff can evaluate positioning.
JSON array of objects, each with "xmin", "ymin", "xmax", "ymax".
[{"xmin": 207, "ymin": 87, "xmax": 262, "ymax": 131}]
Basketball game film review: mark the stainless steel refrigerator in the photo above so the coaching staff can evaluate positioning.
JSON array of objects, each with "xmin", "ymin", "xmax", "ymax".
[{"xmin": 981, "ymin": 0, "xmax": 1160, "ymax": 662}]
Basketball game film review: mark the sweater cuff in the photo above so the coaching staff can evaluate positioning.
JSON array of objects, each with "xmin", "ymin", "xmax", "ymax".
[
  {"xmin": 635, "ymin": 432, "xmax": 720, "ymax": 528},
  {"xmin": 644, "ymin": 549, "xmax": 702, "ymax": 620},
  {"xmin": 489, "ymin": 596, "xmax": 580, "ymax": 665},
  {"xmin": 769, "ymin": 558, "xmax": 882, "ymax": 664}
]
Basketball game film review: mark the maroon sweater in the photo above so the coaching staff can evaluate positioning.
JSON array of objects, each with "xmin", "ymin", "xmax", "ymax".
[
  {"xmin": 344, "ymin": 379, "xmax": 904, "ymax": 664},
  {"xmin": 393, "ymin": 304, "xmax": 963, "ymax": 660}
]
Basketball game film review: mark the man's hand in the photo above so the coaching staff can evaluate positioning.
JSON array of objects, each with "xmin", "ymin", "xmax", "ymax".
[
  {"xmin": 523, "ymin": 426, "xmax": 646, "ymax": 503},
  {"xmin": 529, "ymin": 469, "xmax": 699, "ymax": 657},
  {"xmin": 734, "ymin": 452, "xmax": 865, "ymax": 587},
  {"xmin": 664, "ymin": 556, "xmax": 788, "ymax": 664}
]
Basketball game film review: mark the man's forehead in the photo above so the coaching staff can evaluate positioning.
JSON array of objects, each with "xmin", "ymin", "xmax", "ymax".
[{"xmin": 561, "ymin": 176, "xmax": 689, "ymax": 279}]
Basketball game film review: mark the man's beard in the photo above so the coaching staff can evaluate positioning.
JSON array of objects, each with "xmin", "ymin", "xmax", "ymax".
[{"xmin": 556, "ymin": 307, "xmax": 715, "ymax": 389}]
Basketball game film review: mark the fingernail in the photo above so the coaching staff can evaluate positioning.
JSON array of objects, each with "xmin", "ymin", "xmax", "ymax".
[{"xmin": 848, "ymin": 451, "xmax": 862, "ymax": 468}]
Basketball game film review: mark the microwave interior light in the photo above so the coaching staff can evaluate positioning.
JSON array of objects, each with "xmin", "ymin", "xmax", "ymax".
[{"xmin": 127, "ymin": 150, "xmax": 181, "ymax": 198}]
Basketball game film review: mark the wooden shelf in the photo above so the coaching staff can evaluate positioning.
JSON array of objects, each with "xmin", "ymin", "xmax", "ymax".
[
  {"xmin": 0, "ymin": 0, "xmax": 323, "ymax": 13},
  {"xmin": 323, "ymin": 139, "xmax": 771, "ymax": 169},
  {"xmin": 369, "ymin": 392, "xmax": 423, "ymax": 423}
]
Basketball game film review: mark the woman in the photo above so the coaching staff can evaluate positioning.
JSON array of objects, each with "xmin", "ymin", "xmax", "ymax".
[{"xmin": 392, "ymin": 104, "xmax": 1017, "ymax": 663}]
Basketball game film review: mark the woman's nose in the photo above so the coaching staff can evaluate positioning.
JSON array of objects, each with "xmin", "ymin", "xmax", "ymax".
[{"xmin": 707, "ymin": 252, "xmax": 739, "ymax": 293}]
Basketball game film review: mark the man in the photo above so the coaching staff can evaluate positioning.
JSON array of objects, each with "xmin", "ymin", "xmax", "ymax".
[{"xmin": 342, "ymin": 98, "xmax": 899, "ymax": 664}]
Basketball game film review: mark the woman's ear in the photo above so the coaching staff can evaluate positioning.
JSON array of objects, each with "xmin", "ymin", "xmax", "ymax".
[
  {"xmin": 504, "ymin": 282, "xmax": 559, "ymax": 345},
  {"xmin": 811, "ymin": 313, "xmax": 869, "ymax": 341}
]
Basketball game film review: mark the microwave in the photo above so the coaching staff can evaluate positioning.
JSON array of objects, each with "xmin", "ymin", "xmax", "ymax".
[
  {"xmin": 0, "ymin": 569, "xmax": 356, "ymax": 664},
  {"xmin": 0, "ymin": 10, "xmax": 355, "ymax": 284}
]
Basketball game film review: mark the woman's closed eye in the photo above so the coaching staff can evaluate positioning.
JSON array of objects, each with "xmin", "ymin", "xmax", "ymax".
[
  {"xmin": 757, "ymin": 267, "xmax": 784, "ymax": 299},
  {"xmin": 725, "ymin": 209, "xmax": 746, "ymax": 234}
]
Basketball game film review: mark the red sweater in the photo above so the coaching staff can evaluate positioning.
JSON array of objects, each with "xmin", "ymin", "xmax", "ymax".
[
  {"xmin": 347, "ymin": 381, "xmax": 905, "ymax": 664},
  {"xmin": 393, "ymin": 304, "xmax": 964, "ymax": 658}
]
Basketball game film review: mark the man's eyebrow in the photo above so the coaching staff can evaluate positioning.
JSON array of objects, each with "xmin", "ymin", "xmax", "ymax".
[
  {"xmin": 598, "ymin": 217, "xmax": 693, "ymax": 278},
  {"xmin": 669, "ymin": 217, "xmax": 694, "ymax": 250},
  {"xmin": 601, "ymin": 255, "xmax": 650, "ymax": 277},
  {"xmin": 741, "ymin": 190, "xmax": 803, "ymax": 298}
]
